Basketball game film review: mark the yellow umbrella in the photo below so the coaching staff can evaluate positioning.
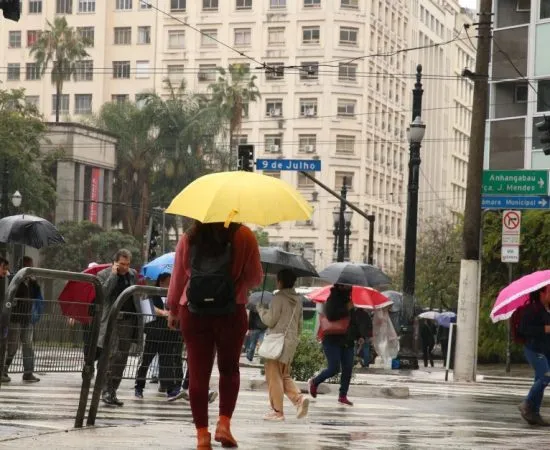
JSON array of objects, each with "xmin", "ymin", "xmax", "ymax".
[{"xmin": 166, "ymin": 171, "xmax": 313, "ymax": 226}]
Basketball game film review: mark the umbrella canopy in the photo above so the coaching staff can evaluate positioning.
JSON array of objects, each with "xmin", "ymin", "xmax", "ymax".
[
  {"xmin": 0, "ymin": 214, "xmax": 65, "ymax": 249},
  {"xmin": 165, "ymin": 171, "xmax": 312, "ymax": 226},
  {"xmin": 58, "ymin": 263, "xmax": 110, "ymax": 325},
  {"xmin": 436, "ymin": 312, "xmax": 457, "ymax": 328},
  {"xmin": 307, "ymin": 285, "xmax": 393, "ymax": 310},
  {"xmin": 382, "ymin": 290, "xmax": 403, "ymax": 313},
  {"xmin": 319, "ymin": 262, "xmax": 391, "ymax": 288},
  {"xmin": 418, "ymin": 311, "xmax": 440, "ymax": 320},
  {"xmin": 141, "ymin": 252, "xmax": 175, "ymax": 280},
  {"xmin": 259, "ymin": 247, "xmax": 318, "ymax": 278},
  {"xmin": 247, "ymin": 291, "xmax": 274, "ymax": 311},
  {"xmin": 491, "ymin": 270, "xmax": 550, "ymax": 322}
]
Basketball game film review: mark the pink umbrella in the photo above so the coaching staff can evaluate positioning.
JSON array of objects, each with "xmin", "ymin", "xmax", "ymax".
[{"xmin": 490, "ymin": 270, "xmax": 550, "ymax": 322}]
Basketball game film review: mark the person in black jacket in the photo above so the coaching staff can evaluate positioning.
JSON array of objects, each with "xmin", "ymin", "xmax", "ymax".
[
  {"xmin": 518, "ymin": 285, "xmax": 550, "ymax": 426},
  {"xmin": 420, "ymin": 319, "xmax": 436, "ymax": 368},
  {"xmin": 308, "ymin": 284, "xmax": 360, "ymax": 406}
]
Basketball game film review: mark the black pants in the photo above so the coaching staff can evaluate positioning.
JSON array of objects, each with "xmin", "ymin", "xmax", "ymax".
[
  {"xmin": 422, "ymin": 343, "xmax": 434, "ymax": 367},
  {"xmin": 135, "ymin": 323, "xmax": 183, "ymax": 392},
  {"xmin": 83, "ymin": 322, "xmax": 102, "ymax": 362},
  {"xmin": 103, "ymin": 317, "xmax": 136, "ymax": 393}
]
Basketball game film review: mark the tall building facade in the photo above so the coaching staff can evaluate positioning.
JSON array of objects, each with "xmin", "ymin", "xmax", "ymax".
[
  {"xmin": 486, "ymin": 0, "xmax": 550, "ymax": 172},
  {"xmin": 0, "ymin": 0, "xmax": 472, "ymax": 272}
]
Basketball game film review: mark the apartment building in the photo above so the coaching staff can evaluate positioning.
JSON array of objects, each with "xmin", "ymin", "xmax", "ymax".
[
  {"xmin": 486, "ymin": 0, "xmax": 550, "ymax": 172},
  {"xmin": 0, "ymin": 0, "xmax": 471, "ymax": 272}
]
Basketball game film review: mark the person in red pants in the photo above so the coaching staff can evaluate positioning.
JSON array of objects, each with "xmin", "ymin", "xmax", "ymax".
[{"xmin": 167, "ymin": 221, "xmax": 262, "ymax": 450}]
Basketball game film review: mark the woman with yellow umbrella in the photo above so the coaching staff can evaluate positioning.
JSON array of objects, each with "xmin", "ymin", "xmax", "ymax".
[{"xmin": 166, "ymin": 171, "xmax": 312, "ymax": 450}]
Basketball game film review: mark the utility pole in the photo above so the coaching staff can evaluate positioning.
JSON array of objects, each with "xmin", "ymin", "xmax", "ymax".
[
  {"xmin": 337, "ymin": 178, "xmax": 347, "ymax": 263},
  {"xmin": 0, "ymin": 159, "xmax": 8, "ymax": 257},
  {"xmin": 367, "ymin": 215, "xmax": 375, "ymax": 265},
  {"xmin": 454, "ymin": 0, "xmax": 493, "ymax": 382}
]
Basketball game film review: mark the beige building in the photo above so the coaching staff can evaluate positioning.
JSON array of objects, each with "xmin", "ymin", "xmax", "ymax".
[{"xmin": 0, "ymin": 0, "xmax": 472, "ymax": 272}]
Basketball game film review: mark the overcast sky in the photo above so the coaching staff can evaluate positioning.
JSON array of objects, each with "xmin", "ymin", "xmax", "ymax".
[{"xmin": 459, "ymin": 0, "xmax": 477, "ymax": 9}]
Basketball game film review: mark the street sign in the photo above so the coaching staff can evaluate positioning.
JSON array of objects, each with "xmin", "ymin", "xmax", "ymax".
[
  {"xmin": 501, "ymin": 246, "xmax": 519, "ymax": 263},
  {"xmin": 482, "ymin": 170, "xmax": 549, "ymax": 196},
  {"xmin": 481, "ymin": 195, "xmax": 550, "ymax": 210},
  {"xmin": 256, "ymin": 159, "xmax": 321, "ymax": 171},
  {"xmin": 502, "ymin": 234, "xmax": 520, "ymax": 245},
  {"xmin": 502, "ymin": 210, "xmax": 521, "ymax": 235}
]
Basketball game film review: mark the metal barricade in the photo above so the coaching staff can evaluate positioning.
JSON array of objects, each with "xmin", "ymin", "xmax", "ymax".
[
  {"xmin": 87, "ymin": 285, "xmax": 168, "ymax": 426},
  {"xmin": 0, "ymin": 267, "xmax": 104, "ymax": 429}
]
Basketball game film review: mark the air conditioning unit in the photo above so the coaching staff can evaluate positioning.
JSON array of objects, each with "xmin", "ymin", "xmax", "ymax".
[
  {"xmin": 268, "ymin": 144, "xmax": 280, "ymax": 153},
  {"xmin": 303, "ymin": 145, "xmax": 315, "ymax": 153},
  {"xmin": 269, "ymin": 108, "xmax": 281, "ymax": 117}
]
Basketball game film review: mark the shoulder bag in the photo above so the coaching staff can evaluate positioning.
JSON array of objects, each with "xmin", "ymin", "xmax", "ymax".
[{"xmin": 258, "ymin": 303, "xmax": 299, "ymax": 360}]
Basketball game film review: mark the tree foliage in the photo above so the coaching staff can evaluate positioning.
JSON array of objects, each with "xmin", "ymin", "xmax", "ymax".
[
  {"xmin": 254, "ymin": 229, "xmax": 270, "ymax": 247},
  {"xmin": 41, "ymin": 221, "xmax": 143, "ymax": 272}
]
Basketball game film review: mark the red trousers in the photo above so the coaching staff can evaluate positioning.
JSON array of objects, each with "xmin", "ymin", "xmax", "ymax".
[{"xmin": 179, "ymin": 304, "xmax": 247, "ymax": 429}]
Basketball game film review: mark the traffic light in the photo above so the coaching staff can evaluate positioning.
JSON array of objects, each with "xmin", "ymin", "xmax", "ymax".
[
  {"xmin": 237, "ymin": 144, "xmax": 254, "ymax": 172},
  {"xmin": 537, "ymin": 116, "xmax": 550, "ymax": 155},
  {"xmin": 0, "ymin": 1, "xmax": 21, "ymax": 22},
  {"xmin": 148, "ymin": 224, "xmax": 159, "ymax": 261}
]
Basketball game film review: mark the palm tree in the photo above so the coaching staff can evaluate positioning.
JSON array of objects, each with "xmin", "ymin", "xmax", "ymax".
[
  {"xmin": 30, "ymin": 16, "xmax": 90, "ymax": 122},
  {"xmin": 208, "ymin": 64, "xmax": 261, "ymax": 166}
]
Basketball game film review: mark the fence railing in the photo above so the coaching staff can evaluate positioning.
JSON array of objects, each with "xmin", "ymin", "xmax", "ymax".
[{"xmin": 0, "ymin": 267, "xmax": 105, "ymax": 429}]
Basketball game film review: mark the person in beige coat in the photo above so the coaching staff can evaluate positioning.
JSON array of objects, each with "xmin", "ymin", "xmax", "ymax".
[{"xmin": 257, "ymin": 269, "xmax": 310, "ymax": 421}]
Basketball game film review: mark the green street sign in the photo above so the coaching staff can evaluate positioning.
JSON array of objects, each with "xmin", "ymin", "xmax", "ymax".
[{"xmin": 482, "ymin": 170, "xmax": 549, "ymax": 195}]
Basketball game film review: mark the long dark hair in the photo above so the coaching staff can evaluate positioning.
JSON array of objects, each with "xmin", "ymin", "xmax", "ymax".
[
  {"xmin": 529, "ymin": 287, "xmax": 545, "ymax": 305},
  {"xmin": 324, "ymin": 284, "xmax": 352, "ymax": 321},
  {"xmin": 187, "ymin": 221, "xmax": 240, "ymax": 257}
]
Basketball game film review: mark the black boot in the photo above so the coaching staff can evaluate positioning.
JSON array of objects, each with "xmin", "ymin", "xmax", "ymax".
[
  {"xmin": 102, "ymin": 390, "xmax": 124, "ymax": 407},
  {"xmin": 519, "ymin": 401, "xmax": 537, "ymax": 425}
]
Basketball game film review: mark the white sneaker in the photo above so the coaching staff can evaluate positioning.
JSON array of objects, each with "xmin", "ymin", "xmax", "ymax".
[
  {"xmin": 296, "ymin": 397, "xmax": 310, "ymax": 419},
  {"xmin": 263, "ymin": 411, "xmax": 285, "ymax": 421}
]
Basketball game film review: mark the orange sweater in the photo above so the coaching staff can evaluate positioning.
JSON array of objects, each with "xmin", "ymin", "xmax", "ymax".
[{"xmin": 167, "ymin": 224, "xmax": 263, "ymax": 315}]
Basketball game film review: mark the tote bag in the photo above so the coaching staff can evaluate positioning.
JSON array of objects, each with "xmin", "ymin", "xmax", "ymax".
[{"xmin": 258, "ymin": 303, "xmax": 298, "ymax": 360}]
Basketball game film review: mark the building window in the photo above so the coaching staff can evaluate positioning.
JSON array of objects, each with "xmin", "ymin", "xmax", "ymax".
[
  {"xmin": 335, "ymin": 171, "xmax": 354, "ymax": 190},
  {"xmin": 139, "ymin": 0, "xmax": 151, "ymax": 8},
  {"xmin": 168, "ymin": 30, "xmax": 185, "ymax": 48},
  {"xmin": 113, "ymin": 61, "xmax": 131, "ymax": 79},
  {"xmin": 337, "ymin": 99, "xmax": 356, "ymax": 117},
  {"xmin": 78, "ymin": 0, "xmax": 95, "ymax": 12},
  {"xmin": 27, "ymin": 30, "xmax": 40, "ymax": 47},
  {"xmin": 26, "ymin": 63, "xmax": 41, "ymax": 80},
  {"xmin": 116, "ymin": 0, "xmax": 132, "ymax": 9},
  {"xmin": 341, "ymin": 0, "xmax": 358, "ymax": 8},
  {"xmin": 338, "ymin": 63, "xmax": 357, "ymax": 81},
  {"xmin": 236, "ymin": 0, "xmax": 252, "ymax": 9},
  {"xmin": 198, "ymin": 64, "xmax": 217, "ymax": 82},
  {"xmin": 234, "ymin": 28, "xmax": 251, "ymax": 46},
  {"xmin": 265, "ymin": 134, "xmax": 282, "ymax": 153},
  {"xmin": 29, "ymin": 0, "xmax": 42, "ymax": 14},
  {"xmin": 302, "ymin": 26, "xmax": 320, "ymax": 44},
  {"xmin": 7, "ymin": 63, "xmax": 20, "ymax": 81},
  {"xmin": 266, "ymin": 99, "xmax": 283, "ymax": 117},
  {"xmin": 203, "ymin": 0, "xmax": 218, "ymax": 10},
  {"xmin": 265, "ymin": 63, "xmax": 284, "ymax": 81},
  {"xmin": 138, "ymin": 26, "xmax": 151, "ymax": 44},
  {"xmin": 298, "ymin": 172, "xmax": 315, "ymax": 188},
  {"xmin": 75, "ymin": 94, "xmax": 92, "ymax": 114},
  {"xmin": 52, "ymin": 94, "xmax": 70, "ymax": 114},
  {"xmin": 299, "ymin": 134, "xmax": 317, "ymax": 153},
  {"xmin": 167, "ymin": 64, "xmax": 184, "ymax": 83},
  {"xmin": 299, "ymin": 98, "xmax": 318, "ymax": 117},
  {"xmin": 56, "ymin": 0, "xmax": 72, "ymax": 14},
  {"xmin": 542, "ymin": 0, "xmax": 550, "ymax": 19},
  {"xmin": 74, "ymin": 60, "xmax": 93, "ymax": 81},
  {"xmin": 270, "ymin": 0, "xmax": 286, "ymax": 8},
  {"xmin": 231, "ymin": 134, "xmax": 248, "ymax": 148},
  {"xmin": 200, "ymin": 29, "xmax": 218, "ymax": 47},
  {"xmin": 8, "ymin": 31, "xmax": 21, "ymax": 48},
  {"xmin": 77, "ymin": 27, "xmax": 95, "ymax": 46},
  {"xmin": 112, "ymin": 94, "xmax": 129, "ymax": 103},
  {"xmin": 516, "ymin": 0, "xmax": 530, "ymax": 11},
  {"xmin": 268, "ymin": 27, "xmax": 285, "ymax": 46},
  {"xmin": 340, "ymin": 26, "xmax": 358, "ymax": 45},
  {"xmin": 538, "ymin": 80, "xmax": 550, "ymax": 112},
  {"xmin": 336, "ymin": 135, "xmax": 355, "ymax": 154},
  {"xmin": 114, "ymin": 27, "xmax": 131, "ymax": 45},
  {"xmin": 304, "ymin": 0, "xmax": 320, "ymax": 7},
  {"xmin": 136, "ymin": 60, "xmax": 150, "ymax": 78},
  {"xmin": 171, "ymin": 0, "xmax": 186, "ymax": 11},
  {"xmin": 515, "ymin": 84, "xmax": 528, "ymax": 103},
  {"xmin": 300, "ymin": 62, "xmax": 319, "ymax": 80},
  {"xmin": 25, "ymin": 96, "xmax": 40, "ymax": 108}
]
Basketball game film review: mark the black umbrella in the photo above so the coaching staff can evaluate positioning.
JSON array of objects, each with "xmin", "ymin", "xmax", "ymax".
[
  {"xmin": 259, "ymin": 247, "xmax": 318, "ymax": 278},
  {"xmin": 319, "ymin": 262, "xmax": 391, "ymax": 288},
  {"xmin": 0, "ymin": 214, "xmax": 65, "ymax": 249}
]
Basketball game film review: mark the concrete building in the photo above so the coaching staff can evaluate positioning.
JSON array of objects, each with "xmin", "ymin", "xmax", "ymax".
[
  {"xmin": 0, "ymin": 0, "xmax": 472, "ymax": 272},
  {"xmin": 486, "ymin": 0, "xmax": 550, "ymax": 172}
]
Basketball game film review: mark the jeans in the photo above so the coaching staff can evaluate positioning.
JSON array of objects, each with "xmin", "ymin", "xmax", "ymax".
[
  {"xmin": 5, "ymin": 322, "xmax": 34, "ymax": 374},
  {"xmin": 356, "ymin": 341, "xmax": 371, "ymax": 367},
  {"xmin": 246, "ymin": 329, "xmax": 264, "ymax": 361},
  {"xmin": 313, "ymin": 340, "xmax": 355, "ymax": 397},
  {"xmin": 524, "ymin": 346, "xmax": 550, "ymax": 414}
]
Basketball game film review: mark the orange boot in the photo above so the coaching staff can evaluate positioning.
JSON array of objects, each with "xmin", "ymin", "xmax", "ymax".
[
  {"xmin": 214, "ymin": 415, "xmax": 238, "ymax": 448},
  {"xmin": 197, "ymin": 428, "xmax": 212, "ymax": 450}
]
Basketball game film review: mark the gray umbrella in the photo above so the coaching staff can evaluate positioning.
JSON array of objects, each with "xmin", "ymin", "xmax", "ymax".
[
  {"xmin": 259, "ymin": 247, "xmax": 318, "ymax": 278},
  {"xmin": 0, "ymin": 214, "xmax": 65, "ymax": 249},
  {"xmin": 319, "ymin": 262, "xmax": 391, "ymax": 288},
  {"xmin": 247, "ymin": 290, "xmax": 274, "ymax": 311}
]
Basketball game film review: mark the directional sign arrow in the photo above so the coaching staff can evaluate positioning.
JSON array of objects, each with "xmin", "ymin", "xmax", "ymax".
[
  {"xmin": 539, "ymin": 198, "xmax": 548, "ymax": 207},
  {"xmin": 539, "ymin": 178, "xmax": 545, "ymax": 188}
]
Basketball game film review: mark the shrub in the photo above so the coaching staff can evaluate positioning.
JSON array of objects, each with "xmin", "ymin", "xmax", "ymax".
[{"xmin": 290, "ymin": 334, "xmax": 326, "ymax": 381}]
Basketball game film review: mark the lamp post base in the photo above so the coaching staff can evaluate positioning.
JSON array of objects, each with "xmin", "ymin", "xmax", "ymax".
[{"xmin": 397, "ymin": 324, "xmax": 419, "ymax": 370}]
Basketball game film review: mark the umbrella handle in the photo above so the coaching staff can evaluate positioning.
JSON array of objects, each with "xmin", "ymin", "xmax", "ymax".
[{"xmin": 260, "ymin": 264, "xmax": 269, "ymax": 304}]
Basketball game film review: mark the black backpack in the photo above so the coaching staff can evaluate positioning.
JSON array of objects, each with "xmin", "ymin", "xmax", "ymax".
[{"xmin": 186, "ymin": 228, "xmax": 238, "ymax": 316}]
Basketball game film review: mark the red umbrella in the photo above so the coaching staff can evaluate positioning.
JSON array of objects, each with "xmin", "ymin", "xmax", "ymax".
[
  {"xmin": 306, "ymin": 285, "xmax": 393, "ymax": 310},
  {"xmin": 58, "ymin": 263, "xmax": 110, "ymax": 324}
]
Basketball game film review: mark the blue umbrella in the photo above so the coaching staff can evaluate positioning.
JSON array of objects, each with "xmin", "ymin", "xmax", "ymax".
[
  {"xmin": 436, "ymin": 312, "xmax": 457, "ymax": 328},
  {"xmin": 141, "ymin": 252, "xmax": 175, "ymax": 280}
]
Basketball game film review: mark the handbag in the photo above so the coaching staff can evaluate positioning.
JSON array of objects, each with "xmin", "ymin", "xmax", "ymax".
[
  {"xmin": 258, "ymin": 303, "xmax": 298, "ymax": 360},
  {"xmin": 319, "ymin": 314, "xmax": 350, "ymax": 336}
]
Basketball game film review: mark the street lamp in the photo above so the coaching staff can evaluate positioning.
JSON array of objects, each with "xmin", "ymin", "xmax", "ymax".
[
  {"xmin": 332, "ymin": 208, "xmax": 340, "ymax": 258},
  {"xmin": 11, "ymin": 190, "xmax": 22, "ymax": 208},
  {"xmin": 344, "ymin": 209, "xmax": 353, "ymax": 261}
]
